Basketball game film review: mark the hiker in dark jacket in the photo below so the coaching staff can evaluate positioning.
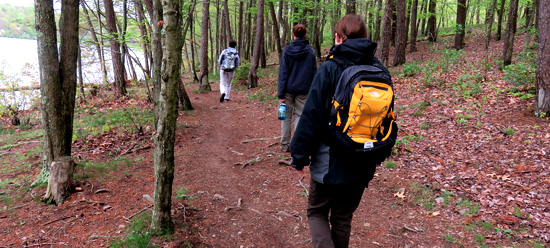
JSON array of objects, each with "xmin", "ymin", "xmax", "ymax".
[
  {"xmin": 277, "ymin": 24, "xmax": 317, "ymax": 152},
  {"xmin": 290, "ymin": 14, "xmax": 391, "ymax": 248}
]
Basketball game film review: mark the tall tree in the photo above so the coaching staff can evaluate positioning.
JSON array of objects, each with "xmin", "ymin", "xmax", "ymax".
[
  {"xmin": 269, "ymin": 1, "xmax": 282, "ymax": 59},
  {"xmin": 104, "ymin": 0, "xmax": 127, "ymax": 97},
  {"xmin": 536, "ymin": 0, "xmax": 550, "ymax": 116},
  {"xmin": 199, "ymin": 0, "xmax": 212, "ymax": 91},
  {"xmin": 35, "ymin": 0, "xmax": 79, "ymax": 204},
  {"xmin": 496, "ymin": 0, "xmax": 506, "ymax": 40},
  {"xmin": 150, "ymin": 0, "xmax": 182, "ymax": 234},
  {"xmin": 346, "ymin": 0, "xmax": 356, "ymax": 14},
  {"xmin": 409, "ymin": 0, "xmax": 419, "ymax": 52},
  {"xmin": 222, "ymin": 0, "xmax": 233, "ymax": 40},
  {"xmin": 248, "ymin": 0, "xmax": 264, "ymax": 88},
  {"xmin": 378, "ymin": 0, "xmax": 394, "ymax": 66},
  {"xmin": 455, "ymin": 0, "xmax": 467, "ymax": 50},
  {"xmin": 484, "ymin": 0, "xmax": 498, "ymax": 50},
  {"xmin": 427, "ymin": 0, "xmax": 437, "ymax": 42},
  {"xmin": 393, "ymin": 0, "xmax": 407, "ymax": 66},
  {"xmin": 502, "ymin": 0, "xmax": 519, "ymax": 66}
]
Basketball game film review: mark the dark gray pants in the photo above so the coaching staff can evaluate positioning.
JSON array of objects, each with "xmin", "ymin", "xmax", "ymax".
[{"xmin": 307, "ymin": 179, "xmax": 365, "ymax": 248}]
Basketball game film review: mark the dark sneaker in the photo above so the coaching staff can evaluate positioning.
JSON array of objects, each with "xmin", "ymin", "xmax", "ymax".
[{"xmin": 220, "ymin": 93, "xmax": 225, "ymax": 102}]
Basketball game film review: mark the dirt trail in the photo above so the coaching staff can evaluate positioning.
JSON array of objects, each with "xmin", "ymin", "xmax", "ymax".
[{"xmin": 168, "ymin": 84, "xmax": 477, "ymax": 248}]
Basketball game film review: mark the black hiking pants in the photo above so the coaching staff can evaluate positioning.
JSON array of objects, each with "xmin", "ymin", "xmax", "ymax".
[{"xmin": 307, "ymin": 178, "xmax": 365, "ymax": 248}]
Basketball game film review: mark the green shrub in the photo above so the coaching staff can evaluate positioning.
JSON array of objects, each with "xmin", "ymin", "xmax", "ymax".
[
  {"xmin": 503, "ymin": 62, "xmax": 536, "ymax": 86},
  {"xmin": 234, "ymin": 61, "xmax": 250, "ymax": 81}
]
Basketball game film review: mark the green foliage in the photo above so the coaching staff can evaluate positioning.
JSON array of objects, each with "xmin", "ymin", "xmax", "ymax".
[
  {"xmin": 454, "ymin": 71, "xmax": 484, "ymax": 98},
  {"xmin": 175, "ymin": 187, "xmax": 196, "ymax": 203},
  {"xmin": 110, "ymin": 213, "xmax": 156, "ymax": 248},
  {"xmin": 384, "ymin": 160, "xmax": 397, "ymax": 169},
  {"xmin": 234, "ymin": 61, "xmax": 250, "ymax": 81},
  {"xmin": 0, "ymin": 4, "xmax": 36, "ymax": 39},
  {"xmin": 504, "ymin": 128, "xmax": 515, "ymax": 136},
  {"xmin": 402, "ymin": 61, "xmax": 423, "ymax": 77},
  {"xmin": 503, "ymin": 62, "xmax": 536, "ymax": 86},
  {"xmin": 73, "ymin": 107, "xmax": 154, "ymax": 140}
]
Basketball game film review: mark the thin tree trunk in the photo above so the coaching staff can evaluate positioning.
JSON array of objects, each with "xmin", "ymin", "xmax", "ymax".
[
  {"xmin": 503, "ymin": 0, "xmax": 519, "ymax": 66},
  {"xmin": 150, "ymin": 0, "xmax": 182, "ymax": 235},
  {"xmin": 536, "ymin": 0, "xmax": 550, "ymax": 116},
  {"xmin": 104, "ymin": 0, "xmax": 127, "ymax": 96},
  {"xmin": 427, "ymin": 0, "xmax": 437, "ymax": 42},
  {"xmin": 199, "ymin": 0, "xmax": 211, "ymax": 91},
  {"xmin": 408, "ymin": 0, "xmax": 418, "ymax": 52},
  {"xmin": 346, "ymin": 0, "xmax": 356, "ymax": 14},
  {"xmin": 496, "ymin": 0, "xmax": 506, "ymax": 41},
  {"xmin": 82, "ymin": 0, "xmax": 109, "ymax": 85},
  {"xmin": 485, "ymin": 0, "xmax": 498, "ymax": 50},
  {"xmin": 455, "ymin": 0, "xmax": 467, "ymax": 50},
  {"xmin": 393, "ymin": 0, "xmax": 407, "ymax": 66},
  {"xmin": 248, "ymin": 0, "xmax": 264, "ymax": 88},
  {"xmin": 269, "ymin": 1, "xmax": 282, "ymax": 59},
  {"xmin": 378, "ymin": 0, "xmax": 394, "ymax": 67}
]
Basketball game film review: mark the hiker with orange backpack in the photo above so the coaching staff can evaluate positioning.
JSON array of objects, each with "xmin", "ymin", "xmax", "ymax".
[{"xmin": 290, "ymin": 14, "xmax": 397, "ymax": 248}]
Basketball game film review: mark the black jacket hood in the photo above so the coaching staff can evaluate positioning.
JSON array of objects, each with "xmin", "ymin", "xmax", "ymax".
[
  {"xmin": 286, "ymin": 39, "xmax": 314, "ymax": 60},
  {"xmin": 328, "ymin": 38, "xmax": 378, "ymax": 66}
]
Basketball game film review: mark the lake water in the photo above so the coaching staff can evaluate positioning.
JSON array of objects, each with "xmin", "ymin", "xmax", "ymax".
[{"xmin": 0, "ymin": 37, "xmax": 145, "ymax": 110}]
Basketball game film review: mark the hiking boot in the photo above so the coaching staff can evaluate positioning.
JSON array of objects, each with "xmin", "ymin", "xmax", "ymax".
[
  {"xmin": 220, "ymin": 93, "xmax": 226, "ymax": 102},
  {"xmin": 281, "ymin": 145, "xmax": 290, "ymax": 152}
]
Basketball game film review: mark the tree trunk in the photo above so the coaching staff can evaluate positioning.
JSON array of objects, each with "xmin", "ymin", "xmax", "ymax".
[
  {"xmin": 536, "ymin": 0, "xmax": 550, "ymax": 116},
  {"xmin": 104, "ymin": 0, "xmax": 127, "ymax": 97},
  {"xmin": 35, "ymin": 0, "xmax": 79, "ymax": 192},
  {"xmin": 377, "ymin": 0, "xmax": 394, "ymax": 67},
  {"xmin": 43, "ymin": 157, "xmax": 74, "ymax": 205},
  {"xmin": 496, "ymin": 0, "xmax": 506, "ymax": 41},
  {"xmin": 248, "ymin": 0, "xmax": 264, "ymax": 88},
  {"xmin": 238, "ymin": 1, "xmax": 244, "ymax": 55},
  {"xmin": 78, "ymin": 45, "xmax": 85, "ymax": 102},
  {"xmin": 393, "ymin": 0, "xmax": 407, "ymax": 66},
  {"xmin": 199, "ymin": 0, "xmax": 211, "ymax": 91},
  {"xmin": 346, "ymin": 0, "xmax": 356, "ymax": 14},
  {"xmin": 134, "ymin": 0, "xmax": 152, "ymax": 78},
  {"xmin": 150, "ymin": 0, "xmax": 182, "ymax": 235},
  {"xmin": 223, "ymin": 0, "xmax": 233, "ymax": 40},
  {"xmin": 427, "ymin": 0, "xmax": 437, "ymax": 42},
  {"xmin": 455, "ymin": 0, "xmax": 467, "ymax": 50},
  {"xmin": 268, "ymin": 1, "xmax": 282, "ymax": 59},
  {"xmin": 409, "ymin": 0, "xmax": 418, "ymax": 52},
  {"xmin": 503, "ymin": 0, "xmax": 519, "ymax": 66},
  {"xmin": 81, "ymin": 0, "xmax": 109, "ymax": 85},
  {"xmin": 484, "ymin": 0, "xmax": 498, "ymax": 50}
]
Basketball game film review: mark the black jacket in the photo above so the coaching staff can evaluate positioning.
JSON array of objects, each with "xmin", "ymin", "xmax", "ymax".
[
  {"xmin": 277, "ymin": 39, "xmax": 317, "ymax": 99},
  {"xmin": 290, "ymin": 38, "xmax": 389, "ymax": 186}
]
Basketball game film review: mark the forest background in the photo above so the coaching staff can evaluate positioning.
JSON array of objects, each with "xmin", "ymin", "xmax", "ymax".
[{"xmin": 0, "ymin": 0, "xmax": 549, "ymax": 247}]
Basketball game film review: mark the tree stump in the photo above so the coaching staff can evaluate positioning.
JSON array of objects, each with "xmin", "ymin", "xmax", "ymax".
[{"xmin": 43, "ymin": 156, "xmax": 75, "ymax": 205}]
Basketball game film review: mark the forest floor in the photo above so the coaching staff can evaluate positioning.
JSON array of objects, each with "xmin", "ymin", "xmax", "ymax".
[{"xmin": 1, "ymin": 33, "xmax": 549, "ymax": 248}]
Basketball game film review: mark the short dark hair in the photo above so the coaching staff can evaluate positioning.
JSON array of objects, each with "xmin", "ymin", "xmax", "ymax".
[
  {"xmin": 335, "ymin": 14, "xmax": 367, "ymax": 43},
  {"xmin": 229, "ymin": 39, "xmax": 237, "ymax": 48},
  {"xmin": 293, "ymin": 24, "xmax": 307, "ymax": 39}
]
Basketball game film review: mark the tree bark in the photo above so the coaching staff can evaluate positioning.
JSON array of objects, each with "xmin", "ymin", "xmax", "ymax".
[
  {"xmin": 496, "ymin": 0, "xmax": 506, "ymax": 41},
  {"xmin": 35, "ymin": 0, "xmax": 79, "ymax": 193},
  {"xmin": 199, "ymin": 0, "xmax": 211, "ymax": 91},
  {"xmin": 484, "ymin": 0, "xmax": 498, "ymax": 50},
  {"xmin": 502, "ymin": 0, "xmax": 519, "ymax": 66},
  {"xmin": 427, "ymin": 0, "xmax": 437, "ymax": 42},
  {"xmin": 81, "ymin": 0, "xmax": 109, "ymax": 85},
  {"xmin": 104, "ymin": 0, "xmax": 127, "ymax": 97},
  {"xmin": 409, "ymin": 0, "xmax": 418, "ymax": 52},
  {"xmin": 43, "ymin": 157, "xmax": 74, "ymax": 205},
  {"xmin": 377, "ymin": 0, "xmax": 394, "ymax": 67},
  {"xmin": 346, "ymin": 0, "xmax": 356, "ymax": 14},
  {"xmin": 268, "ymin": 1, "xmax": 282, "ymax": 59},
  {"xmin": 455, "ymin": 0, "xmax": 467, "ymax": 50},
  {"xmin": 536, "ymin": 0, "xmax": 550, "ymax": 116},
  {"xmin": 248, "ymin": 0, "xmax": 264, "ymax": 89},
  {"xmin": 150, "ymin": 0, "xmax": 182, "ymax": 235},
  {"xmin": 393, "ymin": 0, "xmax": 407, "ymax": 66}
]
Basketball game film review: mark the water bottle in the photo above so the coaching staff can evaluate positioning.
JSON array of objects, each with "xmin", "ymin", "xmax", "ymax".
[{"xmin": 278, "ymin": 102, "xmax": 287, "ymax": 120}]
